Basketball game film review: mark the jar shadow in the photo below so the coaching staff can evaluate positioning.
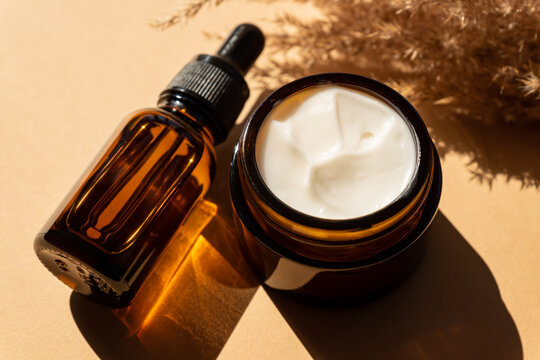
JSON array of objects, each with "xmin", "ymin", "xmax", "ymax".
[{"xmin": 265, "ymin": 212, "xmax": 523, "ymax": 360}]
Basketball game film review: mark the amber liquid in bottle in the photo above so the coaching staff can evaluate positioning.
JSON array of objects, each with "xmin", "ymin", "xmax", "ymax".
[
  {"xmin": 35, "ymin": 106, "xmax": 216, "ymax": 306},
  {"xmin": 34, "ymin": 23, "xmax": 264, "ymax": 307}
]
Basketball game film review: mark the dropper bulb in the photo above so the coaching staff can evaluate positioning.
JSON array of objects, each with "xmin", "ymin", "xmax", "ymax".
[{"xmin": 217, "ymin": 24, "xmax": 265, "ymax": 75}]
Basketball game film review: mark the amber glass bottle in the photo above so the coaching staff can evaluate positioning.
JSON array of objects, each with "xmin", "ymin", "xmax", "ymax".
[{"xmin": 34, "ymin": 24, "xmax": 264, "ymax": 307}]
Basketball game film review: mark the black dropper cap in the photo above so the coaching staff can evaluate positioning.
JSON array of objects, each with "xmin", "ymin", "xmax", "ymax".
[{"xmin": 161, "ymin": 24, "xmax": 265, "ymax": 144}]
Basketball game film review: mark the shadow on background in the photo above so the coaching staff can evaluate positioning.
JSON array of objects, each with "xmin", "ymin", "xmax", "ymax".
[
  {"xmin": 70, "ymin": 111, "xmax": 260, "ymax": 359},
  {"xmin": 419, "ymin": 104, "xmax": 540, "ymax": 188},
  {"xmin": 266, "ymin": 212, "xmax": 523, "ymax": 360}
]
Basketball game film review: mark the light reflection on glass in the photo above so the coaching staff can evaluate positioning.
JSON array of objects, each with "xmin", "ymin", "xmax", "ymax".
[
  {"xmin": 106, "ymin": 198, "xmax": 258, "ymax": 358},
  {"xmin": 113, "ymin": 199, "xmax": 217, "ymax": 333}
]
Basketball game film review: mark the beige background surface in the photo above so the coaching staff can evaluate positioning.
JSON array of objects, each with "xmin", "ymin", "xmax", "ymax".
[{"xmin": 1, "ymin": 1, "xmax": 539, "ymax": 359}]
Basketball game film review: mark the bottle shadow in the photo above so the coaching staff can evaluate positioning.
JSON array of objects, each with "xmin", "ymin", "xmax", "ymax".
[
  {"xmin": 70, "ymin": 208, "xmax": 259, "ymax": 360},
  {"xmin": 265, "ymin": 212, "xmax": 523, "ymax": 360}
]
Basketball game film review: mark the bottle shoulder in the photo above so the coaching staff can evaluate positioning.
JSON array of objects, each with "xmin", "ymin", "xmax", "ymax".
[
  {"xmin": 124, "ymin": 108, "xmax": 199, "ymax": 139},
  {"xmin": 124, "ymin": 108, "xmax": 217, "ymax": 155}
]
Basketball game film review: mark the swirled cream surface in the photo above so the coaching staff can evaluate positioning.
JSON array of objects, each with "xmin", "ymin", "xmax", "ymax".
[{"xmin": 255, "ymin": 85, "xmax": 417, "ymax": 219}]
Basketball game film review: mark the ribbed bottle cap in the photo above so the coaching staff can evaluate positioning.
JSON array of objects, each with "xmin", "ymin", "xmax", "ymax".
[{"xmin": 164, "ymin": 24, "xmax": 265, "ymax": 144}]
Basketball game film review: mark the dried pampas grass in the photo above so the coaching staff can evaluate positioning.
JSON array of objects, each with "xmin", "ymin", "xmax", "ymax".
[
  {"xmin": 155, "ymin": 0, "xmax": 539, "ymax": 125},
  {"xmin": 155, "ymin": 0, "xmax": 540, "ymax": 187}
]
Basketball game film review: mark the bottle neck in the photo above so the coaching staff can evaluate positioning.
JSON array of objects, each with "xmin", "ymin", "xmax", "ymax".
[{"xmin": 158, "ymin": 90, "xmax": 218, "ymax": 145}]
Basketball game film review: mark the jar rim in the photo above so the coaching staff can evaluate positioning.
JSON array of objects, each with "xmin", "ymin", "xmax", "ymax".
[{"xmin": 239, "ymin": 73, "xmax": 434, "ymax": 231}]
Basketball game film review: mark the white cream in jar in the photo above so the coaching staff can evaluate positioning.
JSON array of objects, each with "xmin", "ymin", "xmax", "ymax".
[{"xmin": 255, "ymin": 85, "xmax": 418, "ymax": 220}]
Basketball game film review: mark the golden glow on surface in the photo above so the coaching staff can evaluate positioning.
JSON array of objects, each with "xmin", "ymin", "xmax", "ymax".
[
  {"xmin": 135, "ymin": 231, "xmax": 257, "ymax": 359},
  {"xmin": 139, "ymin": 234, "xmax": 202, "ymax": 329},
  {"xmin": 102, "ymin": 197, "xmax": 259, "ymax": 359},
  {"xmin": 113, "ymin": 200, "xmax": 218, "ymax": 333}
]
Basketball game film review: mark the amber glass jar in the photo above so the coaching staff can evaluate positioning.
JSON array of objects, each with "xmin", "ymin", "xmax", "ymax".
[{"xmin": 230, "ymin": 73, "xmax": 442, "ymax": 300}]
